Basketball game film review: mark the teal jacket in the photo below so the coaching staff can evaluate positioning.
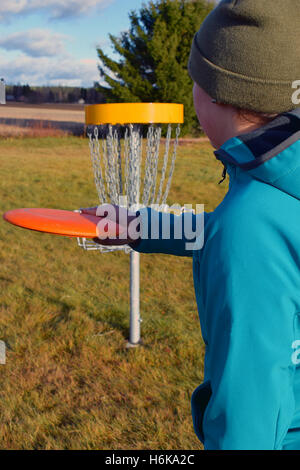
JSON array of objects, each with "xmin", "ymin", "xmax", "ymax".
[{"xmin": 132, "ymin": 109, "xmax": 300, "ymax": 450}]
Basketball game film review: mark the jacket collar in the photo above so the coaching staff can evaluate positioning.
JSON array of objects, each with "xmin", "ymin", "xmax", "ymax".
[
  {"xmin": 214, "ymin": 108, "xmax": 300, "ymax": 200},
  {"xmin": 214, "ymin": 108, "xmax": 300, "ymax": 170}
]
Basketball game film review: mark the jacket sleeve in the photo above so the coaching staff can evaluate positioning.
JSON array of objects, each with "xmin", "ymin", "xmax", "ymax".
[
  {"xmin": 196, "ymin": 221, "xmax": 297, "ymax": 450},
  {"xmin": 129, "ymin": 206, "xmax": 209, "ymax": 257}
]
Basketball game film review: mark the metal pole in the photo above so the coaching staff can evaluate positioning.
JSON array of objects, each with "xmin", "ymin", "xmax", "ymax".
[
  {"xmin": 126, "ymin": 124, "xmax": 141, "ymax": 347},
  {"xmin": 128, "ymin": 250, "xmax": 141, "ymax": 346}
]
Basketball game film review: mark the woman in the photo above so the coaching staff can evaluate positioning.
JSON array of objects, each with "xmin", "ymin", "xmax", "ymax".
[{"xmin": 83, "ymin": 0, "xmax": 300, "ymax": 449}]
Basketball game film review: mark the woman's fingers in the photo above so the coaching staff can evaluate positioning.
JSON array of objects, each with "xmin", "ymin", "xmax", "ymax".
[{"xmin": 80, "ymin": 206, "xmax": 98, "ymax": 216}]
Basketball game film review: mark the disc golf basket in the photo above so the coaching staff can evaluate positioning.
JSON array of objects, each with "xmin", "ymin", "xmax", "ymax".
[{"xmin": 81, "ymin": 102, "xmax": 184, "ymax": 346}]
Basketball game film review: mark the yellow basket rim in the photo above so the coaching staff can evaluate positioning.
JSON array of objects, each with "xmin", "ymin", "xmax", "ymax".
[{"xmin": 85, "ymin": 102, "xmax": 184, "ymax": 125}]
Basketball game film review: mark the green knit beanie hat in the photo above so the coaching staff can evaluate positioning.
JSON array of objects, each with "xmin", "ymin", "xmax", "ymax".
[{"xmin": 188, "ymin": 0, "xmax": 300, "ymax": 114}]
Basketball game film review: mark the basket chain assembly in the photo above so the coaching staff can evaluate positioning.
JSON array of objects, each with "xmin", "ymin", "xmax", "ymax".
[{"xmin": 78, "ymin": 122, "xmax": 181, "ymax": 252}]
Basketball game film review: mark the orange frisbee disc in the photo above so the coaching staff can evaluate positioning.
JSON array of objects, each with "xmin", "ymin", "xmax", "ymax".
[{"xmin": 3, "ymin": 208, "xmax": 109, "ymax": 238}]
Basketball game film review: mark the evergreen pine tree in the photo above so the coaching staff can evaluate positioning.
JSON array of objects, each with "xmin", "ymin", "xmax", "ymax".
[{"xmin": 96, "ymin": 0, "xmax": 213, "ymax": 134}]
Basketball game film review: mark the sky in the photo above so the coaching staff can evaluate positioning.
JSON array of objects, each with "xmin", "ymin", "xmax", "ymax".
[{"xmin": 0, "ymin": 0, "xmax": 146, "ymax": 88}]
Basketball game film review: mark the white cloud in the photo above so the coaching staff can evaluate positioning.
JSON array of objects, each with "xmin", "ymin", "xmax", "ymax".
[
  {"xmin": 0, "ymin": 54, "xmax": 101, "ymax": 87},
  {"xmin": 0, "ymin": 0, "xmax": 114, "ymax": 86},
  {"xmin": 0, "ymin": 0, "xmax": 114, "ymax": 22},
  {"xmin": 0, "ymin": 29, "xmax": 68, "ymax": 57}
]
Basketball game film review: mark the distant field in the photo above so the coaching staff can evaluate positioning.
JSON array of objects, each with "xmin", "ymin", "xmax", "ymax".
[
  {"xmin": 0, "ymin": 103, "xmax": 85, "ymax": 137},
  {"xmin": 0, "ymin": 135, "xmax": 228, "ymax": 450},
  {"xmin": 3, "ymin": 102, "xmax": 85, "ymax": 111},
  {"xmin": 0, "ymin": 103, "xmax": 85, "ymax": 123}
]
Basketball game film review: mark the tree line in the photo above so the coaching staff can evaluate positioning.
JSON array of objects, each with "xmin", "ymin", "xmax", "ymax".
[{"xmin": 5, "ymin": 84, "xmax": 105, "ymax": 105}]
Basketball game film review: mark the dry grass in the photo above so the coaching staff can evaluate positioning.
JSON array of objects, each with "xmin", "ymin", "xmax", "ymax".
[
  {"xmin": 0, "ymin": 136, "xmax": 228, "ymax": 450},
  {"xmin": 0, "ymin": 104, "xmax": 84, "ymax": 123},
  {"xmin": 0, "ymin": 123, "xmax": 69, "ymax": 138}
]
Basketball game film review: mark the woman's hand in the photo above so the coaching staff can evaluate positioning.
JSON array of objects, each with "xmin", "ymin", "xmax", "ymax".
[{"xmin": 80, "ymin": 204, "xmax": 140, "ymax": 246}]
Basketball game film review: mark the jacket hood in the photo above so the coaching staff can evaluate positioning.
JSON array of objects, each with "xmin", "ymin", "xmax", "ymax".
[{"xmin": 214, "ymin": 108, "xmax": 300, "ymax": 200}]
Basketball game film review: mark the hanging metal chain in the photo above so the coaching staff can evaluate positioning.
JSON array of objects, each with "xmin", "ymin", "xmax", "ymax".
[
  {"xmin": 124, "ymin": 126, "xmax": 129, "ymax": 200},
  {"xmin": 127, "ymin": 124, "xmax": 142, "ymax": 209},
  {"xmin": 148, "ymin": 125, "xmax": 162, "ymax": 204},
  {"xmin": 111, "ymin": 126, "xmax": 124, "ymax": 197},
  {"xmin": 142, "ymin": 125, "xmax": 162, "ymax": 206},
  {"xmin": 88, "ymin": 127, "xmax": 106, "ymax": 204},
  {"xmin": 142, "ymin": 125, "xmax": 155, "ymax": 206},
  {"xmin": 161, "ymin": 123, "xmax": 181, "ymax": 206},
  {"xmin": 155, "ymin": 123, "xmax": 172, "ymax": 205},
  {"xmin": 116, "ymin": 129, "xmax": 123, "ymax": 196},
  {"xmin": 106, "ymin": 125, "xmax": 120, "ymax": 205}
]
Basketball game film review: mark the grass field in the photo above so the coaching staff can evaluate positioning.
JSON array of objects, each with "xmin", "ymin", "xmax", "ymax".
[{"xmin": 0, "ymin": 135, "xmax": 228, "ymax": 450}]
